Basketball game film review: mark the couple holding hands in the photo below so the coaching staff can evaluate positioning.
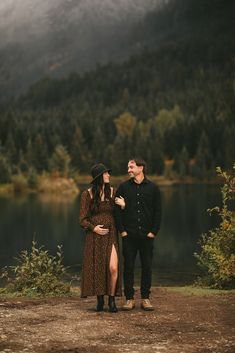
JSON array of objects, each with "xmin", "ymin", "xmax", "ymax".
[{"xmin": 79, "ymin": 157, "xmax": 161, "ymax": 313}]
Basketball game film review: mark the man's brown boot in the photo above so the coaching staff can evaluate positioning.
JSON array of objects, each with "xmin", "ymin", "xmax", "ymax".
[
  {"xmin": 141, "ymin": 299, "xmax": 154, "ymax": 311},
  {"xmin": 122, "ymin": 299, "xmax": 135, "ymax": 311}
]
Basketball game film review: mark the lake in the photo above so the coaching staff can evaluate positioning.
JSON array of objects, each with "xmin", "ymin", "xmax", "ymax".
[{"xmin": 0, "ymin": 184, "xmax": 221, "ymax": 285}]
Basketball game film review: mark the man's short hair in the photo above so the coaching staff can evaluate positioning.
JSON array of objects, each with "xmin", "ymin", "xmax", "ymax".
[{"xmin": 129, "ymin": 157, "xmax": 147, "ymax": 174}]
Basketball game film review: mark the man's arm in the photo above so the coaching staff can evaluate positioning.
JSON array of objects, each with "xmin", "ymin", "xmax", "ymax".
[{"xmin": 150, "ymin": 185, "xmax": 162, "ymax": 236}]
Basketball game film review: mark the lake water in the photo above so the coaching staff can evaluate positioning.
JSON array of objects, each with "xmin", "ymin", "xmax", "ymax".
[{"xmin": 0, "ymin": 184, "xmax": 221, "ymax": 285}]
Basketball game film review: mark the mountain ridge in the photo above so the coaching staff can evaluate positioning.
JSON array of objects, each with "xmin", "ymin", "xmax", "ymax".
[{"xmin": 0, "ymin": 0, "xmax": 166, "ymax": 100}]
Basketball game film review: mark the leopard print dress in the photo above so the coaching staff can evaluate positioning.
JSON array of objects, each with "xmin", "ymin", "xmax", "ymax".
[{"xmin": 79, "ymin": 188, "xmax": 122, "ymax": 297}]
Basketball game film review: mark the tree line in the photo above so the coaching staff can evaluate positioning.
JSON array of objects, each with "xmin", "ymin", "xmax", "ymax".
[{"xmin": 0, "ymin": 0, "xmax": 234, "ymax": 182}]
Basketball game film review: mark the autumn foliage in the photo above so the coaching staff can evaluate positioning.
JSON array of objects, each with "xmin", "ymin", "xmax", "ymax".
[{"xmin": 195, "ymin": 165, "xmax": 235, "ymax": 288}]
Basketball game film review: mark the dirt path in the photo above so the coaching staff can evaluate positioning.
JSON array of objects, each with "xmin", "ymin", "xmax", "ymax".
[{"xmin": 0, "ymin": 287, "xmax": 234, "ymax": 353}]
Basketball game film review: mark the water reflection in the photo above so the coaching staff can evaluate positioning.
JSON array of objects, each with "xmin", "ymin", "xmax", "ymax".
[{"xmin": 0, "ymin": 185, "xmax": 221, "ymax": 283}]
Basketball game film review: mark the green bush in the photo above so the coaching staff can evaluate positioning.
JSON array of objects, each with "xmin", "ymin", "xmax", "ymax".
[
  {"xmin": 1, "ymin": 241, "xmax": 70, "ymax": 296},
  {"xmin": 195, "ymin": 165, "xmax": 235, "ymax": 289}
]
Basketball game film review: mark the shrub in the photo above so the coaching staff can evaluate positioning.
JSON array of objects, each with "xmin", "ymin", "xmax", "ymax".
[
  {"xmin": 1, "ymin": 241, "xmax": 70, "ymax": 296},
  {"xmin": 27, "ymin": 168, "xmax": 38, "ymax": 189},
  {"xmin": 11, "ymin": 174, "xmax": 28, "ymax": 193},
  {"xmin": 195, "ymin": 165, "xmax": 235, "ymax": 289}
]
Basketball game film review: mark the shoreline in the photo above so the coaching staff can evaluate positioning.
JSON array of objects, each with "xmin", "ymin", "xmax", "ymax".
[
  {"xmin": 77, "ymin": 174, "xmax": 222, "ymax": 186},
  {"xmin": 0, "ymin": 175, "xmax": 222, "ymax": 196}
]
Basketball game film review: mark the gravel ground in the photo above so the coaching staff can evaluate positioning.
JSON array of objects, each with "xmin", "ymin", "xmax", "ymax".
[{"xmin": 0, "ymin": 287, "xmax": 234, "ymax": 353}]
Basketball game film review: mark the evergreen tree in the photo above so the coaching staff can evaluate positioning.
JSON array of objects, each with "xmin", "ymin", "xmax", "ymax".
[
  {"xmin": 111, "ymin": 134, "xmax": 130, "ymax": 174},
  {"xmin": 91, "ymin": 127, "xmax": 106, "ymax": 163},
  {"xmin": 26, "ymin": 138, "xmax": 34, "ymax": 166},
  {"xmin": 194, "ymin": 131, "xmax": 214, "ymax": 178},
  {"xmin": 49, "ymin": 145, "xmax": 71, "ymax": 177},
  {"xmin": 27, "ymin": 168, "xmax": 38, "ymax": 189},
  {"xmin": 122, "ymin": 88, "xmax": 130, "ymax": 108},
  {"xmin": 155, "ymin": 105, "xmax": 184, "ymax": 158},
  {"xmin": 147, "ymin": 121, "xmax": 164, "ymax": 174},
  {"xmin": 0, "ymin": 0, "xmax": 234, "ymax": 176},
  {"xmin": 5, "ymin": 132, "xmax": 18, "ymax": 166},
  {"xmin": 175, "ymin": 146, "xmax": 190, "ymax": 176},
  {"xmin": 33, "ymin": 134, "xmax": 48, "ymax": 172},
  {"xmin": 70, "ymin": 127, "xmax": 90, "ymax": 172},
  {"xmin": 0, "ymin": 154, "xmax": 11, "ymax": 183},
  {"xmin": 224, "ymin": 125, "xmax": 235, "ymax": 168},
  {"xmin": 18, "ymin": 150, "xmax": 29, "ymax": 173}
]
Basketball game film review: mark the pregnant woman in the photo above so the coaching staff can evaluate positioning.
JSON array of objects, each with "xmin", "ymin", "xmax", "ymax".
[{"xmin": 79, "ymin": 163, "xmax": 124, "ymax": 312}]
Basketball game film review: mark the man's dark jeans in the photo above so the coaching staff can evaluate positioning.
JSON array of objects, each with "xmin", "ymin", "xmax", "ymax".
[{"xmin": 122, "ymin": 236, "xmax": 154, "ymax": 300}]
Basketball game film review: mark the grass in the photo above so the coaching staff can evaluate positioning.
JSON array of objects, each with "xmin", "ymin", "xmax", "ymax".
[
  {"xmin": 1, "ymin": 285, "xmax": 234, "ymax": 300},
  {"xmin": 164, "ymin": 285, "xmax": 235, "ymax": 296},
  {"xmin": 0, "ymin": 286, "xmax": 81, "ymax": 299},
  {"xmin": 0, "ymin": 183, "xmax": 12, "ymax": 194}
]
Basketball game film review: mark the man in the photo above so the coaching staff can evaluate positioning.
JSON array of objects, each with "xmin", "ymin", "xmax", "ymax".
[{"xmin": 115, "ymin": 158, "xmax": 161, "ymax": 311}]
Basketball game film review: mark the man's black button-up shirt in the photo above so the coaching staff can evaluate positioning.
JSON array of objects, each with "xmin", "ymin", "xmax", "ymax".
[{"xmin": 115, "ymin": 177, "xmax": 161, "ymax": 238}]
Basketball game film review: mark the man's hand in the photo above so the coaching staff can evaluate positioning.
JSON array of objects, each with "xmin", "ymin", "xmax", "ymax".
[
  {"xmin": 121, "ymin": 231, "xmax": 128, "ymax": 237},
  {"xmin": 147, "ymin": 232, "xmax": 155, "ymax": 238},
  {"xmin": 93, "ymin": 225, "xmax": 109, "ymax": 235}
]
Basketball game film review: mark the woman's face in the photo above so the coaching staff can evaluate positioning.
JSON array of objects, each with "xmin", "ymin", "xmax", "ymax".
[{"xmin": 103, "ymin": 171, "xmax": 110, "ymax": 184}]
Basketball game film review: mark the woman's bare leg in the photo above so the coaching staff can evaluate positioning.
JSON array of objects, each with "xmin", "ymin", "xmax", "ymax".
[{"xmin": 109, "ymin": 244, "xmax": 118, "ymax": 296}]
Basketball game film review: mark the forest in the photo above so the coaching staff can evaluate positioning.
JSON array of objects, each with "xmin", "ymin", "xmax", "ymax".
[{"xmin": 0, "ymin": 0, "xmax": 234, "ymax": 181}]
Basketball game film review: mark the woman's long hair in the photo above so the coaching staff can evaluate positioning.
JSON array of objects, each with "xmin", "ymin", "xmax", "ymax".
[{"xmin": 90, "ymin": 174, "xmax": 111, "ymax": 214}]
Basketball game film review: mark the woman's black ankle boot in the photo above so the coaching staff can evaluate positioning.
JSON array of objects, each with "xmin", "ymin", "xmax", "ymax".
[
  {"xmin": 108, "ymin": 296, "xmax": 118, "ymax": 313},
  {"xmin": 96, "ymin": 295, "xmax": 104, "ymax": 312}
]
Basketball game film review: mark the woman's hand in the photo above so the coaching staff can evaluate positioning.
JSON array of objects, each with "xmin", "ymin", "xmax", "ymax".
[
  {"xmin": 115, "ymin": 196, "xmax": 125, "ymax": 209},
  {"xmin": 93, "ymin": 225, "xmax": 109, "ymax": 235},
  {"xmin": 147, "ymin": 232, "xmax": 155, "ymax": 238}
]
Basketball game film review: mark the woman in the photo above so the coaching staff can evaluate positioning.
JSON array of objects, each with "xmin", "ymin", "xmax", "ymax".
[{"xmin": 79, "ymin": 163, "xmax": 124, "ymax": 312}]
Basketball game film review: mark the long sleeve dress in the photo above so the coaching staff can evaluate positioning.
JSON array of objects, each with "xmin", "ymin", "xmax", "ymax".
[{"xmin": 79, "ymin": 188, "xmax": 122, "ymax": 297}]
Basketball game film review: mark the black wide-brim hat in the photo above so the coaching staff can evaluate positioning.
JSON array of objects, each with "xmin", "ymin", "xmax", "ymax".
[{"xmin": 90, "ymin": 163, "xmax": 111, "ymax": 183}]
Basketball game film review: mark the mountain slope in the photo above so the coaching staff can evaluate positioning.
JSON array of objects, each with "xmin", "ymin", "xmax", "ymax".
[
  {"xmin": 0, "ymin": 0, "xmax": 165, "ymax": 100},
  {"xmin": 0, "ymin": 0, "xmax": 234, "ymax": 175}
]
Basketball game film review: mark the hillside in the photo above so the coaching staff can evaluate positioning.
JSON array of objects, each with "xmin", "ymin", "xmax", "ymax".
[
  {"xmin": 0, "ymin": 0, "xmax": 234, "ymax": 177},
  {"xmin": 0, "ymin": 0, "xmax": 165, "ymax": 100}
]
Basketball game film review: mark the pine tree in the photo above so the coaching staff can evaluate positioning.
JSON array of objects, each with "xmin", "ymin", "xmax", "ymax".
[
  {"xmin": 223, "ymin": 125, "xmax": 235, "ymax": 168},
  {"xmin": 91, "ymin": 127, "xmax": 106, "ymax": 163},
  {"xmin": 70, "ymin": 127, "xmax": 90, "ymax": 172},
  {"xmin": 0, "ymin": 154, "xmax": 11, "ymax": 183},
  {"xmin": 175, "ymin": 146, "xmax": 190, "ymax": 176},
  {"xmin": 194, "ymin": 131, "xmax": 214, "ymax": 178},
  {"xmin": 33, "ymin": 134, "xmax": 48, "ymax": 172},
  {"xmin": 49, "ymin": 145, "xmax": 71, "ymax": 177},
  {"xmin": 5, "ymin": 132, "xmax": 18, "ymax": 166}
]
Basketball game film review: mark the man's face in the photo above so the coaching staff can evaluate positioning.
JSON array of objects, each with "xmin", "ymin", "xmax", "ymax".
[{"xmin": 128, "ymin": 160, "xmax": 143, "ymax": 178}]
